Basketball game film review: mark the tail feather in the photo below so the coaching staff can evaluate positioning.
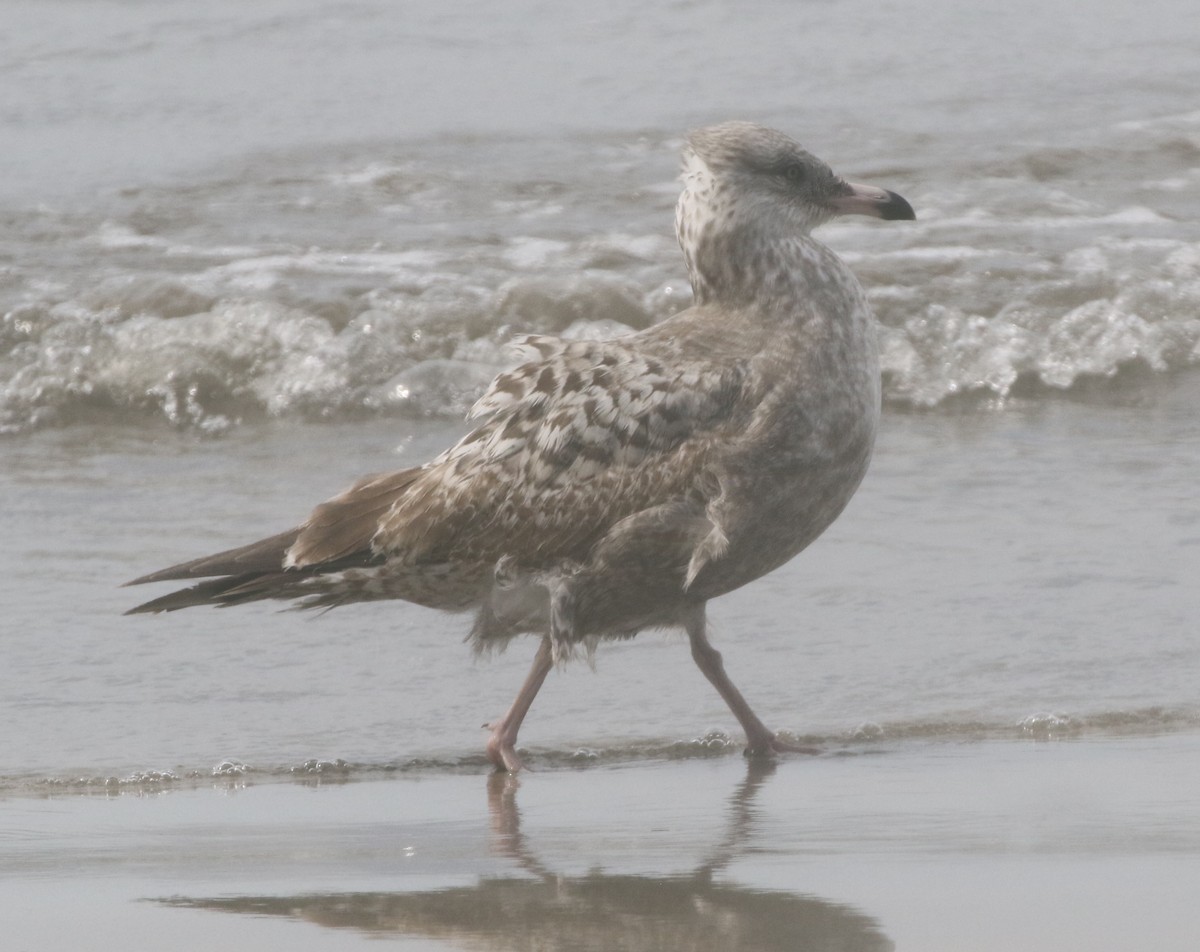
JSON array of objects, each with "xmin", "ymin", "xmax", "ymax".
[
  {"xmin": 125, "ymin": 529, "xmax": 302, "ymax": 586},
  {"xmin": 124, "ymin": 465, "xmax": 422, "ymax": 615},
  {"xmin": 124, "ymin": 548, "xmax": 386, "ymax": 614},
  {"xmin": 124, "ymin": 574, "xmax": 268, "ymax": 614}
]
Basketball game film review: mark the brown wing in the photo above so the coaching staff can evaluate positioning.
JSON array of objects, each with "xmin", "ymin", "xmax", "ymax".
[
  {"xmin": 126, "ymin": 529, "xmax": 302, "ymax": 586},
  {"xmin": 124, "ymin": 468, "xmax": 421, "ymax": 613},
  {"xmin": 286, "ymin": 468, "xmax": 423, "ymax": 568},
  {"xmin": 126, "ymin": 328, "xmax": 752, "ymax": 613},
  {"xmin": 369, "ymin": 333, "xmax": 749, "ymax": 568}
]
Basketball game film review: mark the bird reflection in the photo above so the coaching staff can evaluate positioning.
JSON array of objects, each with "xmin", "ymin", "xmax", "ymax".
[{"xmin": 161, "ymin": 765, "xmax": 892, "ymax": 952}]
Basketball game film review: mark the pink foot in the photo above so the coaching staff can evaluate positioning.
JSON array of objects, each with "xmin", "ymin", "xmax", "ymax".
[{"xmin": 485, "ymin": 723, "xmax": 528, "ymax": 773}]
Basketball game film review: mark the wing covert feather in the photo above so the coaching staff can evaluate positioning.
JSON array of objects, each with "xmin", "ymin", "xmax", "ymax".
[{"xmin": 378, "ymin": 335, "xmax": 748, "ymax": 566}]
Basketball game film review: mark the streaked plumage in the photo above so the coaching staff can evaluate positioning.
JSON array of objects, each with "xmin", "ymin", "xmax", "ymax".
[{"xmin": 127, "ymin": 122, "xmax": 915, "ymax": 771}]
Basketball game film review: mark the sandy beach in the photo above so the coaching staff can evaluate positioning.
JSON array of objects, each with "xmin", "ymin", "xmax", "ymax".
[{"xmin": 5, "ymin": 734, "xmax": 1199, "ymax": 951}]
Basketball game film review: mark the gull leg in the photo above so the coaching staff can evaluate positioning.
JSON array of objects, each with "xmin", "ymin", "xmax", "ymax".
[
  {"xmin": 684, "ymin": 605, "xmax": 818, "ymax": 757},
  {"xmin": 485, "ymin": 637, "xmax": 554, "ymax": 773}
]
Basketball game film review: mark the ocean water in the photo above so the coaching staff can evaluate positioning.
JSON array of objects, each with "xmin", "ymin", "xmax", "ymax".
[{"xmin": 3, "ymin": 0, "xmax": 1200, "ymax": 784}]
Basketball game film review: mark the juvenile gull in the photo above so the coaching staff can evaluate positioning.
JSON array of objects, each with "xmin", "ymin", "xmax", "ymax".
[{"xmin": 127, "ymin": 122, "xmax": 915, "ymax": 772}]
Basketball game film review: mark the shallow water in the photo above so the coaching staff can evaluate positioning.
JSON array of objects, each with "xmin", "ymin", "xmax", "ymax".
[
  {"xmin": 3, "ymin": 383, "xmax": 1198, "ymax": 788},
  {"xmin": 3, "ymin": 1, "xmax": 1200, "ymax": 948},
  {"xmin": 5, "ymin": 749, "xmax": 1200, "ymax": 951}
]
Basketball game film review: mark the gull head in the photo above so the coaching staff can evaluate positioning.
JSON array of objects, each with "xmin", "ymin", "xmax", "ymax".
[{"xmin": 677, "ymin": 121, "xmax": 915, "ymax": 248}]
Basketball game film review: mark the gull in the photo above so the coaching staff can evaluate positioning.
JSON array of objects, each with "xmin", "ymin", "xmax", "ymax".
[{"xmin": 127, "ymin": 122, "xmax": 915, "ymax": 772}]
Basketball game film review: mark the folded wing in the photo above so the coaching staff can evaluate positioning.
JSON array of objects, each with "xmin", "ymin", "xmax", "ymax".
[{"xmin": 126, "ymin": 329, "xmax": 748, "ymax": 613}]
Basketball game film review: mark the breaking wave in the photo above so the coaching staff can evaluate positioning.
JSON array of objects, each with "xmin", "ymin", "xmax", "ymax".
[{"xmin": 4, "ymin": 117, "xmax": 1200, "ymax": 434}]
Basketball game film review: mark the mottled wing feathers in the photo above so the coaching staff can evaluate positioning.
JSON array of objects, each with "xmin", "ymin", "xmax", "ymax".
[
  {"xmin": 127, "ymin": 330, "xmax": 751, "ymax": 613},
  {"xmin": 374, "ymin": 334, "xmax": 747, "ymax": 567},
  {"xmin": 466, "ymin": 334, "xmax": 744, "ymax": 480},
  {"xmin": 467, "ymin": 335, "xmax": 571, "ymax": 419}
]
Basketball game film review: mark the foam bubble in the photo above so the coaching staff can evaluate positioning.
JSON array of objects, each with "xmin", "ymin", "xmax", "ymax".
[{"xmin": 6, "ymin": 130, "xmax": 1200, "ymax": 433}]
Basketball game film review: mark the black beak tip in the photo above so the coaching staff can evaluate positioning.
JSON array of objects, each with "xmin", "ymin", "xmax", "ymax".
[{"xmin": 880, "ymin": 189, "xmax": 916, "ymax": 221}]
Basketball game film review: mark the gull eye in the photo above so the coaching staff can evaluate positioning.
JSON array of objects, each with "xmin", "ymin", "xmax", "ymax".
[{"xmin": 784, "ymin": 163, "xmax": 808, "ymax": 186}]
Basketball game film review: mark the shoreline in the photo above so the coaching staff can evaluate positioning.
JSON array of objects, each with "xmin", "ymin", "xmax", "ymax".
[{"xmin": 4, "ymin": 733, "xmax": 1198, "ymax": 951}]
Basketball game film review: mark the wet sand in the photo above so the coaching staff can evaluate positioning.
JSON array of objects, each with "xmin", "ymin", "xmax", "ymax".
[{"xmin": 5, "ymin": 734, "xmax": 1199, "ymax": 952}]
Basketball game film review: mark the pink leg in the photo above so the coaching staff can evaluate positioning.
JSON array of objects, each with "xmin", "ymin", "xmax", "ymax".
[
  {"xmin": 485, "ymin": 637, "xmax": 554, "ymax": 773},
  {"xmin": 685, "ymin": 606, "xmax": 818, "ymax": 757}
]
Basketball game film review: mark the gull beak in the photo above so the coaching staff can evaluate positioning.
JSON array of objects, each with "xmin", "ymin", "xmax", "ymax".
[{"xmin": 829, "ymin": 182, "xmax": 916, "ymax": 221}]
